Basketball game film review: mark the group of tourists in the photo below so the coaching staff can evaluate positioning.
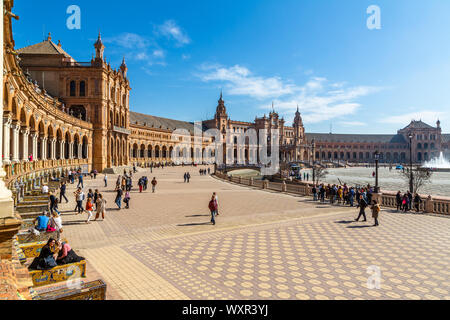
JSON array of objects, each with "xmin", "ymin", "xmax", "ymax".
[
  {"xmin": 138, "ymin": 176, "xmax": 149, "ymax": 193},
  {"xmin": 73, "ymin": 187, "xmax": 107, "ymax": 223},
  {"xmin": 199, "ymin": 168, "xmax": 210, "ymax": 176},
  {"xmin": 312, "ymin": 183, "xmax": 369, "ymax": 207},
  {"xmin": 396, "ymin": 191, "xmax": 422, "ymax": 213},
  {"xmin": 67, "ymin": 169, "xmax": 85, "ymax": 187}
]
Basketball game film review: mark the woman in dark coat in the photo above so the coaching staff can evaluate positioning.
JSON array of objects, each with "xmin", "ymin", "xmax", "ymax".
[
  {"xmin": 28, "ymin": 238, "xmax": 58, "ymax": 271},
  {"xmin": 56, "ymin": 240, "xmax": 85, "ymax": 265}
]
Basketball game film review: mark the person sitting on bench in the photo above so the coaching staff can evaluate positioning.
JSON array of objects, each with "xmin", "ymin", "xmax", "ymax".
[
  {"xmin": 56, "ymin": 240, "xmax": 85, "ymax": 266},
  {"xmin": 28, "ymin": 238, "xmax": 59, "ymax": 271},
  {"xmin": 34, "ymin": 211, "xmax": 50, "ymax": 232}
]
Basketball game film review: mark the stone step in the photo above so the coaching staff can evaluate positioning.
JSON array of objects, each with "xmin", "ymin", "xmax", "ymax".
[
  {"xmin": 23, "ymin": 195, "xmax": 49, "ymax": 202},
  {"xmin": 31, "ymin": 279, "xmax": 106, "ymax": 300},
  {"xmin": 29, "ymin": 260, "xmax": 87, "ymax": 288},
  {"xmin": 16, "ymin": 230, "xmax": 59, "ymax": 244},
  {"xmin": 18, "ymin": 211, "xmax": 46, "ymax": 221},
  {"xmin": 17, "ymin": 200, "xmax": 48, "ymax": 207},
  {"xmin": 16, "ymin": 204, "xmax": 49, "ymax": 214}
]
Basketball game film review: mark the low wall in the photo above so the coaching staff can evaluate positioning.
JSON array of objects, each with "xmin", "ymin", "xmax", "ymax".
[{"xmin": 214, "ymin": 171, "xmax": 450, "ymax": 216}]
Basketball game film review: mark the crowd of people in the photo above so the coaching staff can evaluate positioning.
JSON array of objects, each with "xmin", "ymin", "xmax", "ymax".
[{"xmin": 310, "ymin": 182, "xmax": 426, "ymax": 226}]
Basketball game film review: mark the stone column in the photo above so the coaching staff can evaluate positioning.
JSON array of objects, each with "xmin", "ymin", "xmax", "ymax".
[
  {"xmin": 21, "ymin": 128, "xmax": 30, "ymax": 161},
  {"xmin": 31, "ymin": 133, "xmax": 38, "ymax": 160},
  {"xmin": 0, "ymin": 0, "xmax": 16, "ymax": 220},
  {"xmin": 11, "ymin": 122, "xmax": 20, "ymax": 163},
  {"xmin": 60, "ymin": 141, "xmax": 65, "ymax": 160},
  {"xmin": 2, "ymin": 116, "xmax": 11, "ymax": 164},
  {"xmin": 69, "ymin": 142, "xmax": 74, "ymax": 159},
  {"xmin": 78, "ymin": 143, "xmax": 82, "ymax": 159},
  {"xmin": 50, "ymin": 138, "xmax": 57, "ymax": 160},
  {"xmin": 41, "ymin": 137, "xmax": 47, "ymax": 160}
]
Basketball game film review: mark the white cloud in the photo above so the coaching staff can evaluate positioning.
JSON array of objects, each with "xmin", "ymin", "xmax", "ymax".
[
  {"xmin": 382, "ymin": 111, "xmax": 445, "ymax": 126},
  {"xmin": 153, "ymin": 50, "xmax": 165, "ymax": 58},
  {"xmin": 198, "ymin": 64, "xmax": 297, "ymax": 99},
  {"xmin": 157, "ymin": 20, "xmax": 191, "ymax": 46},
  {"xmin": 182, "ymin": 54, "xmax": 191, "ymax": 61},
  {"xmin": 198, "ymin": 63, "xmax": 382, "ymax": 125},
  {"xmin": 103, "ymin": 33, "xmax": 150, "ymax": 49},
  {"xmin": 339, "ymin": 121, "xmax": 367, "ymax": 127}
]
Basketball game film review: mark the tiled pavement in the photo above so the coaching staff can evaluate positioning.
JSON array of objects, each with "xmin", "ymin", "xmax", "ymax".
[{"xmin": 58, "ymin": 166, "xmax": 450, "ymax": 300}]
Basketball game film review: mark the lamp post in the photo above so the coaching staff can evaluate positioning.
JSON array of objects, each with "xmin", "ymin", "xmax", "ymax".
[
  {"xmin": 374, "ymin": 150, "xmax": 380, "ymax": 193},
  {"xmin": 409, "ymin": 133, "xmax": 414, "ymax": 193},
  {"xmin": 311, "ymin": 139, "xmax": 316, "ymax": 184}
]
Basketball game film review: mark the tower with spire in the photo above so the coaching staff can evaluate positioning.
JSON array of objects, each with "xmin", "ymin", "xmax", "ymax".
[
  {"xmin": 120, "ymin": 57, "xmax": 128, "ymax": 78},
  {"xmin": 94, "ymin": 32, "xmax": 105, "ymax": 61}
]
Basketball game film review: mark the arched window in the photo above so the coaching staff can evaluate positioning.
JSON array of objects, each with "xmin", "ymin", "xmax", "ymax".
[
  {"xmin": 70, "ymin": 81, "xmax": 76, "ymax": 96},
  {"xmin": 80, "ymin": 81, "xmax": 86, "ymax": 96}
]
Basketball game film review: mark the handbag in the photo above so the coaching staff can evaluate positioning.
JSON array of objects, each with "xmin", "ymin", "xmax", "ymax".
[{"xmin": 43, "ymin": 255, "xmax": 57, "ymax": 268}]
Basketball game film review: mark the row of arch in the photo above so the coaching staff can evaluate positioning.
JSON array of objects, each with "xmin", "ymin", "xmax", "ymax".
[{"xmin": 315, "ymin": 151, "xmax": 408, "ymax": 163}]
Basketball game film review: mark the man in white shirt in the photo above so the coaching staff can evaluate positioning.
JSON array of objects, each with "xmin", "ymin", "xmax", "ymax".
[
  {"xmin": 213, "ymin": 192, "xmax": 219, "ymax": 216},
  {"xmin": 74, "ymin": 188, "xmax": 85, "ymax": 214},
  {"xmin": 42, "ymin": 185, "xmax": 49, "ymax": 194}
]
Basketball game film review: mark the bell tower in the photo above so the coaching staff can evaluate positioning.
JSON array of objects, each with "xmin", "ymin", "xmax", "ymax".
[
  {"xmin": 215, "ymin": 91, "xmax": 228, "ymax": 134},
  {"xmin": 94, "ymin": 32, "xmax": 105, "ymax": 61}
]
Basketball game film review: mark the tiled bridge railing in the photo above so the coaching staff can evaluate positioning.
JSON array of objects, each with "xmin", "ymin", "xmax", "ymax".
[{"xmin": 215, "ymin": 171, "xmax": 450, "ymax": 216}]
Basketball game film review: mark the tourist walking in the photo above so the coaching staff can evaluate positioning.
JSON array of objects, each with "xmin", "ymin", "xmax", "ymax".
[
  {"xmin": 124, "ymin": 191, "xmax": 131, "ymax": 209},
  {"xmin": 59, "ymin": 182, "xmax": 69, "ymax": 203},
  {"xmin": 184, "ymin": 172, "xmax": 187, "ymax": 183},
  {"xmin": 187, "ymin": 172, "xmax": 191, "ymax": 183},
  {"xmin": 74, "ymin": 188, "xmax": 85, "ymax": 215},
  {"xmin": 95, "ymin": 194, "xmax": 107, "ymax": 221},
  {"xmin": 49, "ymin": 191, "xmax": 58, "ymax": 215},
  {"xmin": 209, "ymin": 195, "xmax": 218, "ymax": 226},
  {"xmin": 213, "ymin": 192, "xmax": 219, "ymax": 216},
  {"xmin": 355, "ymin": 195, "xmax": 368, "ymax": 222},
  {"xmin": 115, "ymin": 188, "xmax": 123, "ymax": 210},
  {"xmin": 85, "ymin": 197, "xmax": 94, "ymax": 224},
  {"xmin": 138, "ymin": 178, "xmax": 144, "ymax": 193},
  {"xmin": 312, "ymin": 185, "xmax": 317, "ymax": 201},
  {"xmin": 371, "ymin": 200, "xmax": 381, "ymax": 226},
  {"xmin": 77, "ymin": 172, "xmax": 84, "ymax": 189},
  {"xmin": 104, "ymin": 174, "xmax": 108, "ymax": 187},
  {"xmin": 151, "ymin": 177, "xmax": 158, "ymax": 193}
]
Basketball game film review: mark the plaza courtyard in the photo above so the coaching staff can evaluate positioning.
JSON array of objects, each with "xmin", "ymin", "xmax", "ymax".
[{"xmin": 58, "ymin": 166, "xmax": 450, "ymax": 300}]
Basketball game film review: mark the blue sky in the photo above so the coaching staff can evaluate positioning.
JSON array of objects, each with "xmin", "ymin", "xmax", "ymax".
[{"xmin": 12, "ymin": 0, "xmax": 450, "ymax": 134}]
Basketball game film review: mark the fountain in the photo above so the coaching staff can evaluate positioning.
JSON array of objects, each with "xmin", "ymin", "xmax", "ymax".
[{"xmin": 423, "ymin": 152, "xmax": 450, "ymax": 172}]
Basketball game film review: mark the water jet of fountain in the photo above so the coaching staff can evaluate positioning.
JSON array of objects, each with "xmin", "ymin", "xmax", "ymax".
[{"xmin": 423, "ymin": 152, "xmax": 450, "ymax": 169}]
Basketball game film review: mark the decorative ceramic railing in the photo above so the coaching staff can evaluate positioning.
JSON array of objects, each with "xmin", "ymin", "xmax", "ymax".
[{"xmin": 215, "ymin": 171, "xmax": 450, "ymax": 216}]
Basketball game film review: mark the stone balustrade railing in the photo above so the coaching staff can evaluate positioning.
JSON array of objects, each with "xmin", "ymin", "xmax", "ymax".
[
  {"xmin": 215, "ymin": 171, "xmax": 450, "ymax": 216},
  {"xmin": 3, "ymin": 159, "xmax": 90, "ymax": 207}
]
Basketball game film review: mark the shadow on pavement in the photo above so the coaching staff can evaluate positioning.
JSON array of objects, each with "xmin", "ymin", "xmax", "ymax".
[
  {"xmin": 177, "ymin": 222, "xmax": 212, "ymax": 227},
  {"xmin": 63, "ymin": 220, "xmax": 88, "ymax": 225},
  {"xmin": 185, "ymin": 215, "xmax": 210, "ymax": 218},
  {"xmin": 335, "ymin": 220, "xmax": 355, "ymax": 224},
  {"xmin": 347, "ymin": 225, "xmax": 373, "ymax": 229}
]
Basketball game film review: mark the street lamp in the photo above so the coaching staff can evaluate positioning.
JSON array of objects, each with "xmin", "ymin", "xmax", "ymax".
[
  {"xmin": 408, "ymin": 133, "xmax": 414, "ymax": 193},
  {"xmin": 374, "ymin": 150, "xmax": 380, "ymax": 193},
  {"xmin": 311, "ymin": 139, "xmax": 316, "ymax": 184}
]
